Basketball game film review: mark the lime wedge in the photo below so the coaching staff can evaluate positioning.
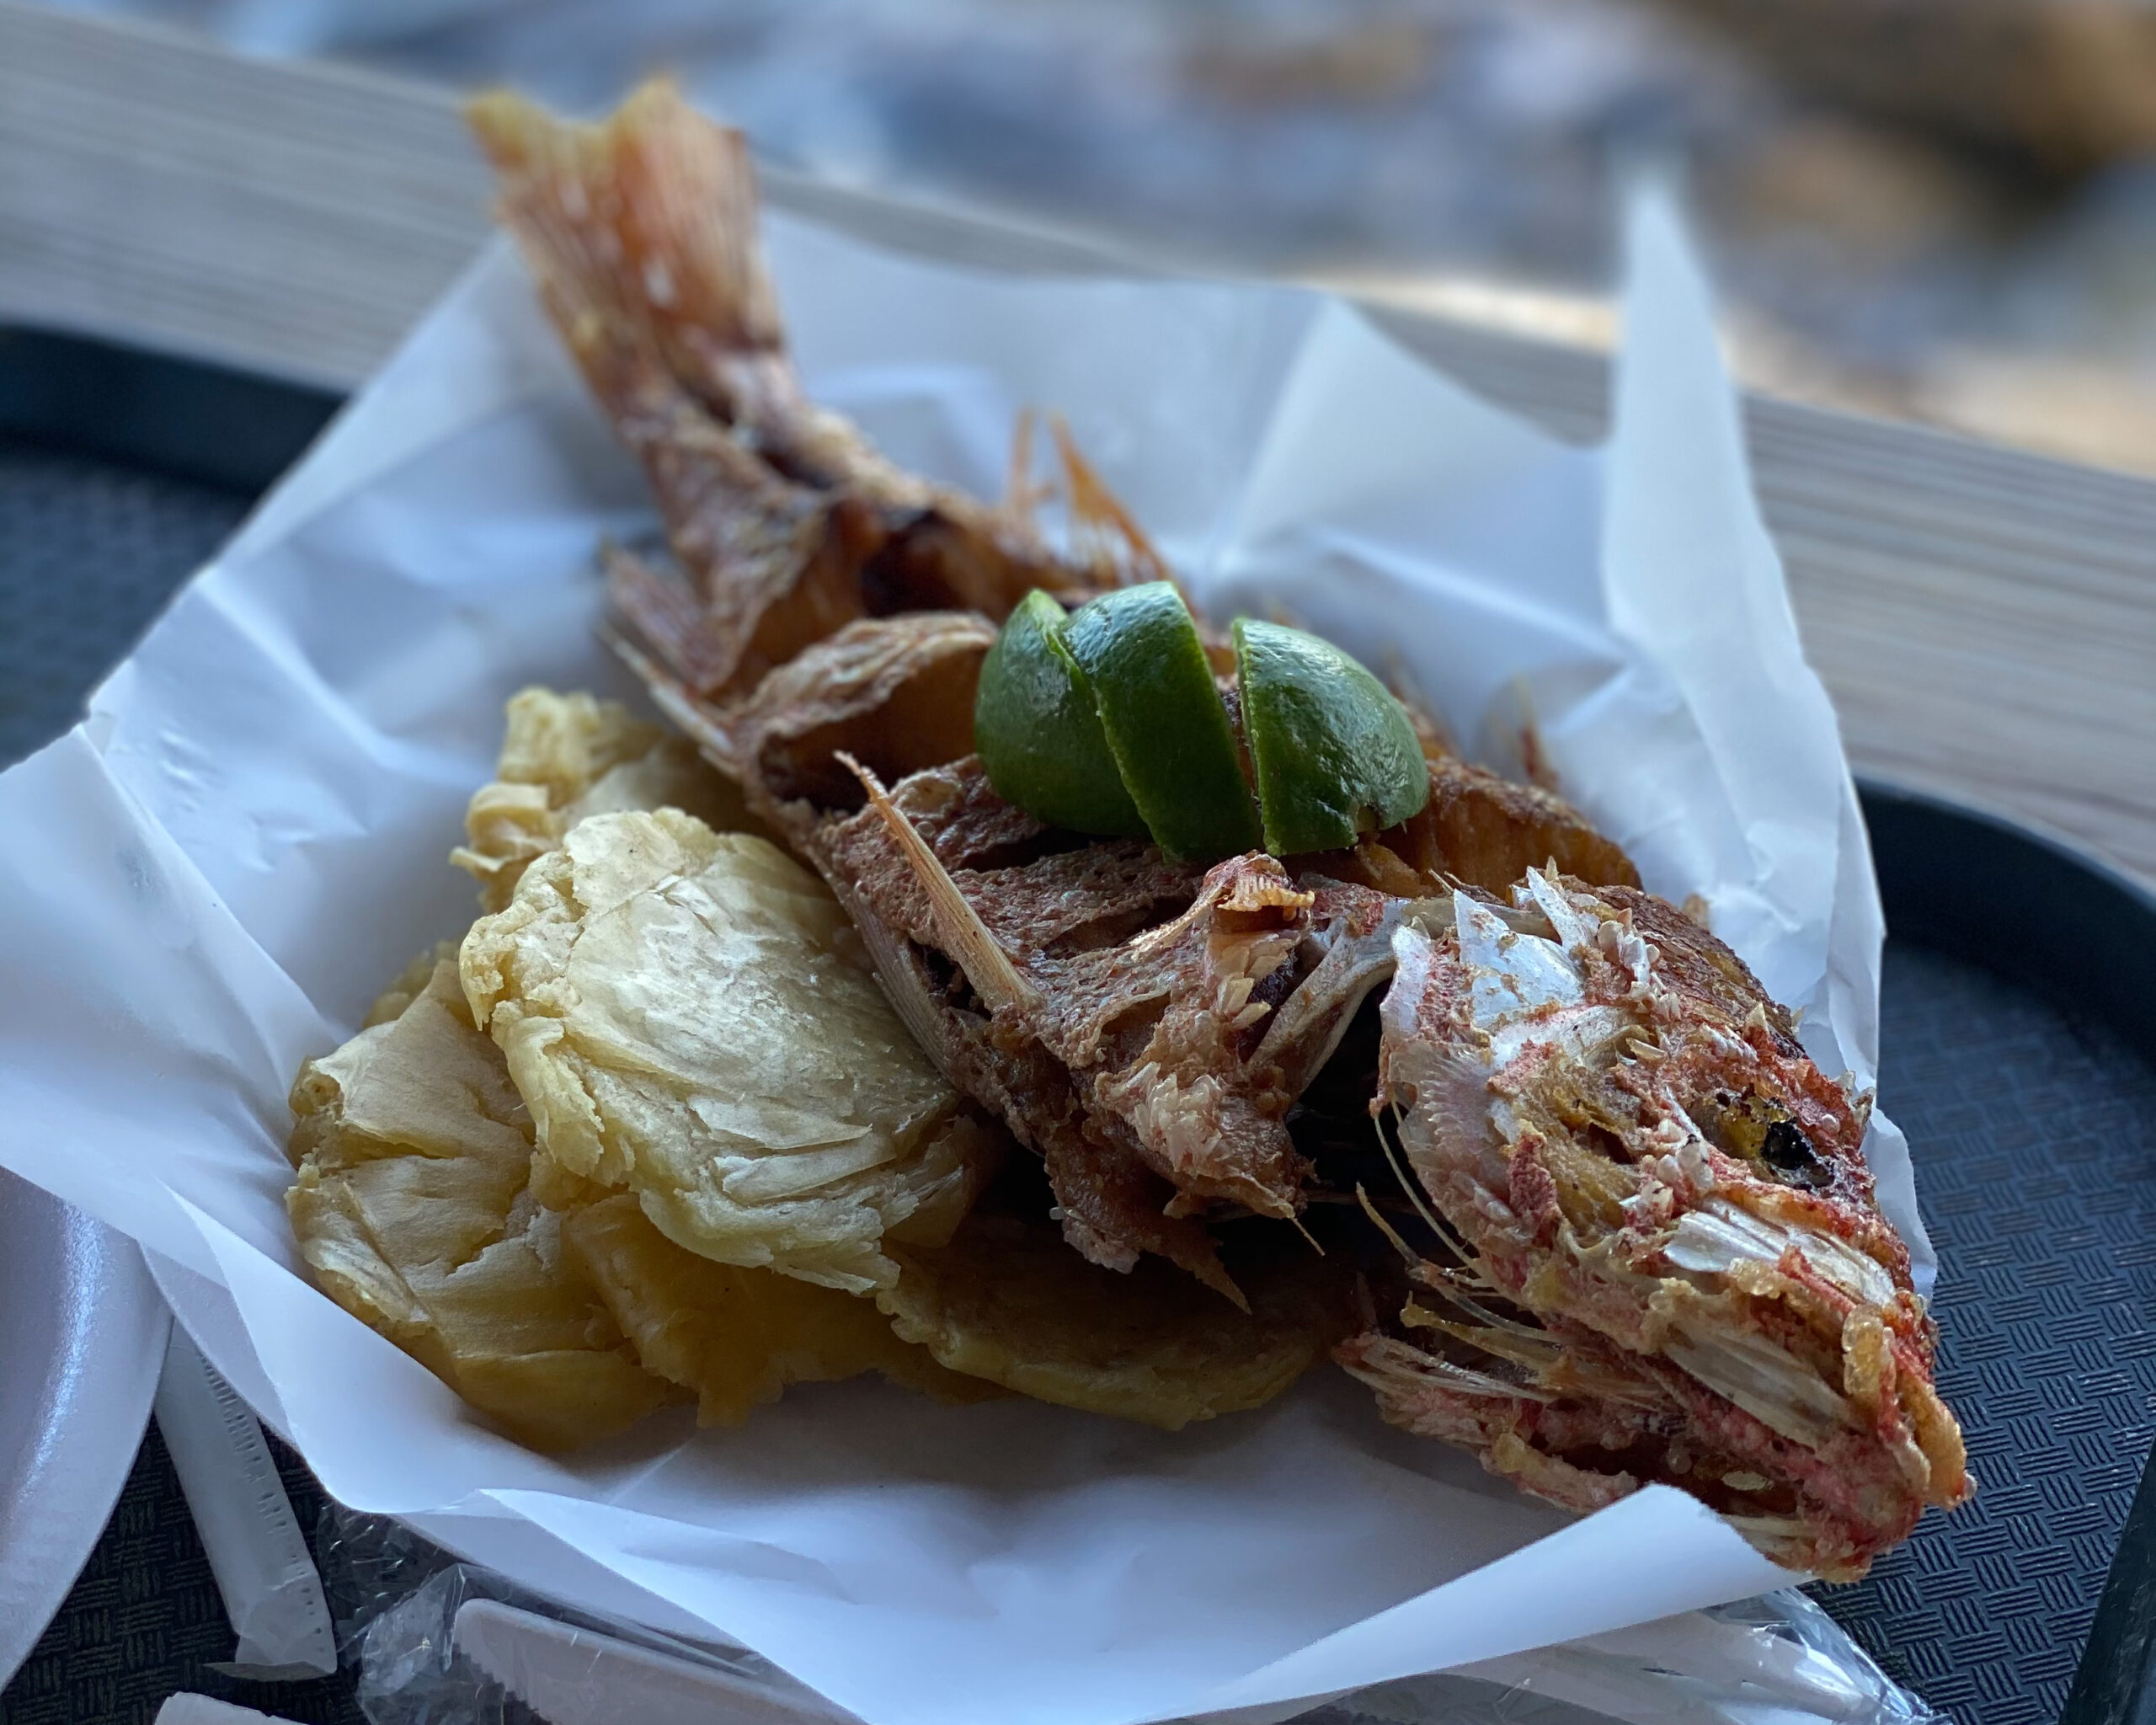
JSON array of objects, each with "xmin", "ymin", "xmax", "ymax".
[
  {"xmin": 1060, "ymin": 584, "xmax": 1261, "ymax": 862},
  {"xmin": 1234, "ymin": 617, "xmax": 1428, "ymax": 856},
  {"xmin": 975, "ymin": 590, "xmax": 1147, "ymax": 838}
]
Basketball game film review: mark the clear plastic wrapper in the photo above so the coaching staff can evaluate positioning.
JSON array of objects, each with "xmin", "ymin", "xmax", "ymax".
[
  {"xmin": 315, "ymin": 1508, "xmax": 837, "ymax": 1725},
  {"xmin": 315, "ymin": 1508, "xmax": 1931, "ymax": 1725}
]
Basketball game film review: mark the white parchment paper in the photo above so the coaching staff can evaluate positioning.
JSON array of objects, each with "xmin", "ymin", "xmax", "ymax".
[{"xmin": 0, "ymin": 183, "xmax": 1924, "ymax": 1725}]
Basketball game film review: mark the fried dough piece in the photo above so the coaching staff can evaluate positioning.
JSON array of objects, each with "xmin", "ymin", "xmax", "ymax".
[
  {"xmin": 461, "ymin": 811, "xmax": 1000, "ymax": 1294},
  {"xmin": 452, "ymin": 686, "xmax": 766, "ymax": 911},
  {"xmin": 287, "ymin": 959, "xmax": 674, "ymax": 1450},
  {"xmin": 878, "ymin": 1214, "xmax": 1354, "ymax": 1429},
  {"xmin": 563, "ymin": 1193, "xmax": 997, "ymax": 1424}
]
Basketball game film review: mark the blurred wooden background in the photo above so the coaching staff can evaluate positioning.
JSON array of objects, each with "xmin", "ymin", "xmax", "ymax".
[{"xmin": 1, "ymin": 0, "xmax": 2151, "ymax": 892}]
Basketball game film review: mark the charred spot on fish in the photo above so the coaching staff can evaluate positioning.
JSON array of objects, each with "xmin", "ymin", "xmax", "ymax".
[
  {"xmin": 910, "ymin": 940, "xmax": 984, "ymax": 1017},
  {"xmin": 1286, "ymin": 997, "xmax": 1388, "ymax": 1182},
  {"xmin": 1703, "ymin": 1091, "xmax": 1833, "ymax": 1190},
  {"xmin": 858, "ymin": 514, "xmax": 1049, "ymax": 622},
  {"xmin": 1235, "ymin": 958, "xmax": 1309, "ymax": 1062},
  {"xmin": 1759, "ymin": 1119, "xmax": 1832, "ymax": 1190},
  {"xmin": 1249, "ymin": 953, "xmax": 1310, "ymax": 1018},
  {"xmin": 857, "ymin": 516, "xmax": 967, "ymax": 616},
  {"xmin": 754, "ymin": 738, "xmax": 871, "ymax": 813}
]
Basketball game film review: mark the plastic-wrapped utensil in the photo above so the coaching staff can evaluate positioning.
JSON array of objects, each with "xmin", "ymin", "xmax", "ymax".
[
  {"xmin": 315, "ymin": 1509, "xmax": 1931, "ymax": 1725},
  {"xmin": 153, "ymin": 1328, "xmax": 337, "ymax": 1680}
]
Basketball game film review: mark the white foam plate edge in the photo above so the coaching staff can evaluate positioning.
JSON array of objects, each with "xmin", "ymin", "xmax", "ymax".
[{"xmin": 0, "ymin": 1166, "xmax": 170, "ymax": 1685}]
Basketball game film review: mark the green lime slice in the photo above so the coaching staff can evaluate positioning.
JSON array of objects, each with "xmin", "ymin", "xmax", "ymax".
[
  {"xmin": 1059, "ymin": 583, "xmax": 1261, "ymax": 863},
  {"xmin": 1234, "ymin": 617, "xmax": 1429, "ymax": 856},
  {"xmin": 975, "ymin": 589, "xmax": 1148, "ymax": 838}
]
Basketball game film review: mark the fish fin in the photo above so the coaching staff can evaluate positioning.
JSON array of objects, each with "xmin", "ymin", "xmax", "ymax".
[{"xmin": 470, "ymin": 79, "xmax": 785, "ymax": 429}]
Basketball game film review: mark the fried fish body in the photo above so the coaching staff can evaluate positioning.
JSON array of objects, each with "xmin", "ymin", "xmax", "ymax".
[
  {"xmin": 464, "ymin": 83, "xmax": 1965, "ymax": 1578},
  {"xmin": 470, "ymin": 84, "xmax": 1641, "ymax": 1294},
  {"xmin": 460, "ymin": 809, "xmax": 1000, "ymax": 1294},
  {"xmin": 1339, "ymin": 871, "xmax": 1968, "ymax": 1578},
  {"xmin": 810, "ymin": 729, "xmax": 1626, "ymax": 1296}
]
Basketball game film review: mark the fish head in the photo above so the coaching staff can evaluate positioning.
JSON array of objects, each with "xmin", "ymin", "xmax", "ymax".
[{"xmin": 1360, "ymin": 871, "xmax": 1968, "ymax": 1578}]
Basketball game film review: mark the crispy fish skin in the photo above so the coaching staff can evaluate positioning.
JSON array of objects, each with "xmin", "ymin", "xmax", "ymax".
[
  {"xmin": 1341, "ymin": 871, "xmax": 1967, "ymax": 1578},
  {"xmin": 815, "ymin": 756, "xmax": 1241, "ymax": 1298},
  {"xmin": 1315, "ymin": 755, "xmax": 1641, "ymax": 900},
  {"xmin": 471, "ymin": 83, "xmax": 1083, "ymax": 708},
  {"xmin": 470, "ymin": 85, "xmax": 1646, "ymax": 1290}
]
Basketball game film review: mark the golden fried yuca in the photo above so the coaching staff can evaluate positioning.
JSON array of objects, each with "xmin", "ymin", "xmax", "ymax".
[
  {"xmin": 879, "ymin": 1215, "xmax": 1354, "ymax": 1430},
  {"xmin": 563, "ymin": 1193, "xmax": 1001, "ymax": 1424},
  {"xmin": 462, "ymin": 810, "xmax": 998, "ymax": 1294},
  {"xmin": 287, "ymin": 958, "xmax": 676, "ymax": 1450},
  {"xmin": 360, "ymin": 941, "xmax": 458, "ymax": 1028},
  {"xmin": 452, "ymin": 686, "xmax": 765, "ymax": 911}
]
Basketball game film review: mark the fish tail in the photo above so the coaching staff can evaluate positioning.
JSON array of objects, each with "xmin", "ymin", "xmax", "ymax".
[{"xmin": 468, "ymin": 79, "xmax": 784, "ymax": 427}]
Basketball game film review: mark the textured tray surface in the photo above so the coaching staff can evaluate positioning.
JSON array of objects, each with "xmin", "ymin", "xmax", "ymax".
[
  {"xmin": 3, "ymin": 442, "xmax": 2153, "ymax": 1725},
  {"xmin": 0, "ymin": 440, "xmax": 245, "ymax": 766},
  {"xmin": 1838, "ymin": 948, "xmax": 2156, "ymax": 1724}
]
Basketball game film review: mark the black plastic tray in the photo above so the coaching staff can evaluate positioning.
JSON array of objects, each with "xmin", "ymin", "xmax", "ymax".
[{"xmin": 3, "ymin": 325, "xmax": 2153, "ymax": 1725}]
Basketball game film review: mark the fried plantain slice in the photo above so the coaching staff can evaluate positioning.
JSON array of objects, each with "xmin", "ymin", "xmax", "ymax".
[
  {"xmin": 878, "ymin": 1212, "xmax": 1355, "ymax": 1430},
  {"xmin": 563, "ymin": 1193, "xmax": 998, "ymax": 1425}
]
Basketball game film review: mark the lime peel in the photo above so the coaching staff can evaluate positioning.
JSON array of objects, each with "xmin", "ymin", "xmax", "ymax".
[
  {"xmin": 1059, "ymin": 583, "xmax": 1261, "ymax": 864},
  {"xmin": 974, "ymin": 585, "xmax": 1426, "ymax": 866},
  {"xmin": 974, "ymin": 589, "xmax": 1147, "ymax": 839},
  {"xmin": 1234, "ymin": 617, "xmax": 1429, "ymax": 857}
]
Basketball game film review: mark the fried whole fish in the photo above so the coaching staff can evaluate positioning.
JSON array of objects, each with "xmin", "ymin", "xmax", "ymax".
[{"xmin": 472, "ymin": 79, "xmax": 1964, "ymax": 1574}]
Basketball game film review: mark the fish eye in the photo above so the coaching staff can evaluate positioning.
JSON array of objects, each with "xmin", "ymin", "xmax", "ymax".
[{"xmin": 1759, "ymin": 1119, "xmax": 1831, "ymax": 1190}]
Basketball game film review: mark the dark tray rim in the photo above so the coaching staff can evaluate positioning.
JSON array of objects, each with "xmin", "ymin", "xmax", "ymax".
[
  {"xmin": 1865, "ymin": 786, "xmax": 2156, "ymax": 1725},
  {"xmin": 7, "ymin": 317, "xmax": 2155, "ymax": 1724}
]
